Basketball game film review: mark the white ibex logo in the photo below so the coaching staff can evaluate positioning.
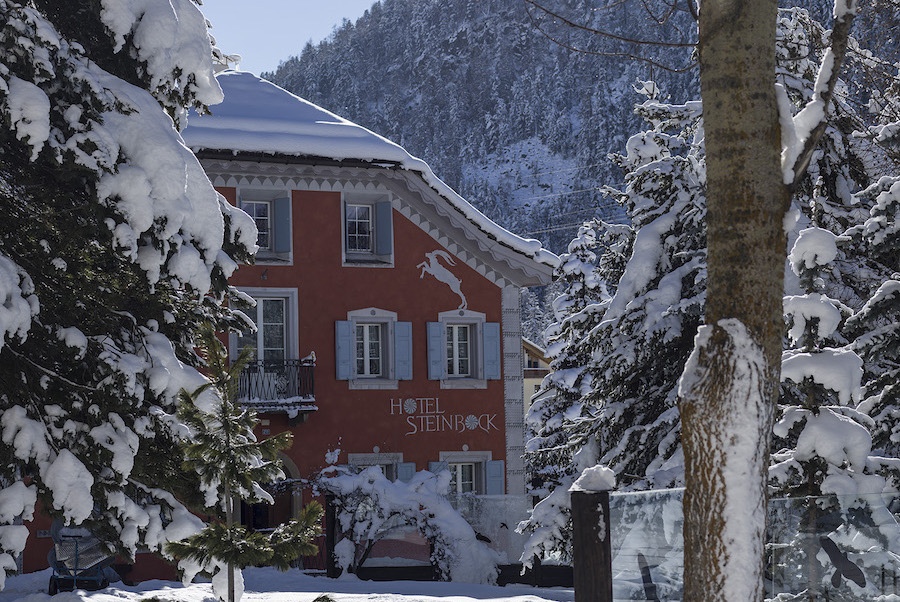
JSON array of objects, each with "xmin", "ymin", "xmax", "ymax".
[{"xmin": 418, "ymin": 250, "xmax": 467, "ymax": 310}]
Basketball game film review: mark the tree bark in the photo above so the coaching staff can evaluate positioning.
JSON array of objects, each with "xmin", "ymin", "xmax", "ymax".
[{"xmin": 681, "ymin": 1, "xmax": 790, "ymax": 600}]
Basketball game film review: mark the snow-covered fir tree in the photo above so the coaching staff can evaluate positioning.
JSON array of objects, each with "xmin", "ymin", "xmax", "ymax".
[
  {"xmin": 521, "ymin": 6, "xmax": 900, "ymax": 572},
  {"xmin": 0, "ymin": 0, "xmax": 257, "ymax": 589},
  {"xmin": 519, "ymin": 88, "xmax": 706, "ymax": 565},
  {"xmin": 168, "ymin": 327, "xmax": 322, "ymax": 602}
]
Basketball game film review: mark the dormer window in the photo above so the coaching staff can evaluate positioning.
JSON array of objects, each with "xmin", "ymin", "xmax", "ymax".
[
  {"xmin": 238, "ymin": 189, "xmax": 291, "ymax": 262},
  {"xmin": 241, "ymin": 200, "xmax": 271, "ymax": 250},
  {"xmin": 346, "ymin": 204, "xmax": 373, "ymax": 253},
  {"xmin": 342, "ymin": 194, "xmax": 393, "ymax": 266}
]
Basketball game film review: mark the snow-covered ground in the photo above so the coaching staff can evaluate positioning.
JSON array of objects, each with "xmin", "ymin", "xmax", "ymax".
[{"xmin": 0, "ymin": 568, "xmax": 575, "ymax": 602}]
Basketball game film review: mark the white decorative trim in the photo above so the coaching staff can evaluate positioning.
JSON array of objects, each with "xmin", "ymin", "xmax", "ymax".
[
  {"xmin": 501, "ymin": 285, "xmax": 526, "ymax": 496},
  {"xmin": 347, "ymin": 452, "xmax": 403, "ymax": 467},
  {"xmin": 347, "ymin": 307, "xmax": 398, "ymax": 321},
  {"xmin": 199, "ymin": 159, "xmax": 554, "ymax": 288}
]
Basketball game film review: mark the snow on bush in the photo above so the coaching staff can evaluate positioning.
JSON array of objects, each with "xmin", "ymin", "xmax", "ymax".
[
  {"xmin": 788, "ymin": 227, "xmax": 838, "ymax": 274},
  {"xmin": 0, "ymin": 255, "xmax": 37, "ymax": 350},
  {"xmin": 318, "ymin": 467, "xmax": 501, "ymax": 584}
]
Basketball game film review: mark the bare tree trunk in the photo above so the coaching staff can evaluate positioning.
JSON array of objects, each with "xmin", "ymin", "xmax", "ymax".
[
  {"xmin": 226, "ymin": 483, "xmax": 235, "ymax": 602},
  {"xmin": 680, "ymin": 1, "xmax": 790, "ymax": 600}
]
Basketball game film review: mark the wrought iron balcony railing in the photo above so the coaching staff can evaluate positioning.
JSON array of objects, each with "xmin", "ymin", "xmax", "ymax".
[{"xmin": 237, "ymin": 359, "xmax": 315, "ymax": 403}]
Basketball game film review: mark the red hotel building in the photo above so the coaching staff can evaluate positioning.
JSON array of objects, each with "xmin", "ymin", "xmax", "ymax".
[{"xmin": 181, "ymin": 71, "xmax": 557, "ymax": 537}]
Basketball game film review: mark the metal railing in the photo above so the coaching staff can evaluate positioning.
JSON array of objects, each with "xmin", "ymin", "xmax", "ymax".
[{"xmin": 237, "ymin": 359, "xmax": 315, "ymax": 402}]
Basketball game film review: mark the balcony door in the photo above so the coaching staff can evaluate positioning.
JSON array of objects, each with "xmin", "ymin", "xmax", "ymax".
[{"xmin": 237, "ymin": 297, "xmax": 286, "ymax": 361}]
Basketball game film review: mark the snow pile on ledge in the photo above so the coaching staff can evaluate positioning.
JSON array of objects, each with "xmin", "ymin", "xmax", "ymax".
[
  {"xmin": 569, "ymin": 465, "xmax": 616, "ymax": 492},
  {"xmin": 182, "ymin": 71, "xmax": 557, "ymax": 269}
]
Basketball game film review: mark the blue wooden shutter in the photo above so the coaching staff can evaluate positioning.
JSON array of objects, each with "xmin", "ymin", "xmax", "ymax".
[
  {"xmin": 429, "ymin": 461, "xmax": 449, "ymax": 474},
  {"xmin": 394, "ymin": 321, "xmax": 413, "ymax": 380},
  {"xmin": 485, "ymin": 460, "xmax": 505, "ymax": 495},
  {"xmin": 272, "ymin": 197, "xmax": 291, "ymax": 252},
  {"xmin": 375, "ymin": 201, "xmax": 393, "ymax": 255},
  {"xmin": 335, "ymin": 321, "xmax": 353, "ymax": 380},
  {"xmin": 426, "ymin": 322, "xmax": 446, "ymax": 380},
  {"xmin": 397, "ymin": 462, "xmax": 415, "ymax": 482},
  {"xmin": 482, "ymin": 322, "xmax": 502, "ymax": 380}
]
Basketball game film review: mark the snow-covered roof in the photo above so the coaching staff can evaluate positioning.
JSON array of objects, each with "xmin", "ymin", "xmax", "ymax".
[{"xmin": 182, "ymin": 71, "xmax": 559, "ymax": 275}]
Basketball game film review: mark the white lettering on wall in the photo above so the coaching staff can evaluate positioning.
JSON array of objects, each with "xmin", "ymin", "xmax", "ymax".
[{"xmin": 390, "ymin": 397, "xmax": 498, "ymax": 436}]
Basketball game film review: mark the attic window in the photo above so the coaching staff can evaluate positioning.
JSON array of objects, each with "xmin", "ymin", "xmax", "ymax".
[{"xmin": 342, "ymin": 194, "xmax": 393, "ymax": 266}]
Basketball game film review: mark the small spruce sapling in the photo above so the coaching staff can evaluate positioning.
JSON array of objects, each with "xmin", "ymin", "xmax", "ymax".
[{"xmin": 167, "ymin": 325, "xmax": 322, "ymax": 602}]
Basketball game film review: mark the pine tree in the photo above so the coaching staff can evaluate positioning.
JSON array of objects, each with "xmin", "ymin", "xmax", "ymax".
[
  {"xmin": 519, "ymin": 89, "xmax": 706, "ymax": 565},
  {"xmin": 167, "ymin": 325, "xmax": 322, "ymax": 602},
  {"xmin": 521, "ymin": 7, "xmax": 900, "ymax": 576},
  {"xmin": 767, "ymin": 10, "xmax": 900, "ymax": 596},
  {"xmin": 0, "ymin": 0, "xmax": 257, "ymax": 589}
]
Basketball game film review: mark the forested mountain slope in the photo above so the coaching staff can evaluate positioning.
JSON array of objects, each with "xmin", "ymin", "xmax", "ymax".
[{"xmin": 265, "ymin": 0, "xmax": 697, "ymax": 253}]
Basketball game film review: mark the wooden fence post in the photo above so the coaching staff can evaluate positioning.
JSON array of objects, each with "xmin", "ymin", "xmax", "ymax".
[
  {"xmin": 571, "ymin": 490, "xmax": 613, "ymax": 602},
  {"xmin": 324, "ymin": 494, "xmax": 338, "ymax": 578}
]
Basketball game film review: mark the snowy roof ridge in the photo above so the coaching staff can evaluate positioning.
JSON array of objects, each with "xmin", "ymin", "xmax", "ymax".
[{"xmin": 182, "ymin": 71, "xmax": 558, "ymax": 270}]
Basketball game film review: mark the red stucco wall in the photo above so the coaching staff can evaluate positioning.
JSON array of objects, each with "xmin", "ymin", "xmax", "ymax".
[{"xmin": 224, "ymin": 187, "xmax": 507, "ymax": 483}]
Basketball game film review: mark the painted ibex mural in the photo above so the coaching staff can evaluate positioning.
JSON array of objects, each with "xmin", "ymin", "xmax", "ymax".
[{"xmin": 417, "ymin": 250, "xmax": 467, "ymax": 310}]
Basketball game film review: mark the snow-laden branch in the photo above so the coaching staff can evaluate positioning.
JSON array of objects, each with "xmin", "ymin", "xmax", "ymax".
[{"xmin": 781, "ymin": 0, "xmax": 859, "ymax": 187}]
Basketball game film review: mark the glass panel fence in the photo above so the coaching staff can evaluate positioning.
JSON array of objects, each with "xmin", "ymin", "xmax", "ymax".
[{"xmin": 605, "ymin": 488, "xmax": 900, "ymax": 601}]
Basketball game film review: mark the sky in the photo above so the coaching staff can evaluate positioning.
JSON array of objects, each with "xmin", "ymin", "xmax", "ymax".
[{"xmin": 199, "ymin": 0, "xmax": 376, "ymax": 76}]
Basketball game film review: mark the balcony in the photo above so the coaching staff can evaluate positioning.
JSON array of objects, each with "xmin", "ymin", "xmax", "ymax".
[{"xmin": 237, "ymin": 358, "xmax": 317, "ymax": 419}]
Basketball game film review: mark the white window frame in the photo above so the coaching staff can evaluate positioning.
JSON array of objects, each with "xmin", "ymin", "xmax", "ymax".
[
  {"xmin": 348, "ymin": 307, "xmax": 398, "ymax": 389},
  {"xmin": 446, "ymin": 323, "xmax": 473, "ymax": 377},
  {"xmin": 237, "ymin": 297, "xmax": 287, "ymax": 361},
  {"xmin": 356, "ymin": 322, "xmax": 384, "ymax": 377},
  {"xmin": 239, "ymin": 187, "xmax": 292, "ymax": 264},
  {"xmin": 345, "ymin": 203, "xmax": 373, "ymax": 253},
  {"xmin": 341, "ymin": 193, "xmax": 394, "ymax": 268},
  {"xmin": 240, "ymin": 199, "xmax": 272, "ymax": 251},
  {"xmin": 348, "ymin": 452, "xmax": 404, "ymax": 481},
  {"xmin": 439, "ymin": 451, "xmax": 492, "ymax": 495},
  {"xmin": 448, "ymin": 462, "xmax": 477, "ymax": 494},
  {"xmin": 230, "ymin": 287, "xmax": 299, "ymax": 362},
  {"xmin": 438, "ymin": 309, "xmax": 486, "ymax": 389}
]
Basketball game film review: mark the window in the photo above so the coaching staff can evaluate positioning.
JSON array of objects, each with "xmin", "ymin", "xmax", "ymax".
[
  {"xmin": 336, "ymin": 308, "xmax": 412, "ymax": 388},
  {"xmin": 356, "ymin": 323, "xmax": 383, "ymax": 377},
  {"xmin": 432, "ymin": 454, "xmax": 506, "ymax": 495},
  {"xmin": 449, "ymin": 463, "xmax": 476, "ymax": 494},
  {"xmin": 348, "ymin": 453, "xmax": 412, "ymax": 482},
  {"xmin": 342, "ymin": 195, "xmax": 393, "ymax": 265},
  {"xmin": 427, "ymin": 310, "xmax": 502, "ymax": 388},
  {"xmin": 346, "ymin": 204, "xmax": 372, "ymax": 252},
  {"xmin": 446, "ymin": 324, "xmax": 471, "ymax": 377},
  {"xmin": 230, "ymin": 288, "xmax": 299, "ymax": 363},
  {"xmin": 237, "ymin": 297, "xmax": 286, "ymax": 361},
  {"xmin": 240, "ymin": 200, "xmax": 271, "ymax": 250},
  {"xmin": 238, "ymin": 190, "xmax": 291, "ymax": 259}
]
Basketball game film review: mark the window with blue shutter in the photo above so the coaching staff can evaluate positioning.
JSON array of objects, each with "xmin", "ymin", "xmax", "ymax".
[
  {"xmin": 335, "ymin": 321, "xmax": 353, "ymax": 380},
  {"xmin": 485, "ymin": 460, "xmax": 505, "ymax": 495},
  {"xmin": 426, "ymin": 322, "xmax": 446, "ymax": 380},
  {"xmin": 394, "ymin": 321, "xmax": 413, "ymax": 380},
  {"xmin": 397, "ymin": 462, "xmax": 416, "ymax": 482},
  {"xmin": 428, "ymin": 461, "xmax": 449, "ymax": 474},
  {"xmin": 272, "ymin": 197, "xmax": 291, "ymax": 253},
  {"xmin": 482, "ymin": 322, "xmax": 502, "ymax": 380},
  {"xmin": 375, "ymin": 200, "xmax": 393, "ymax": 255}
]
